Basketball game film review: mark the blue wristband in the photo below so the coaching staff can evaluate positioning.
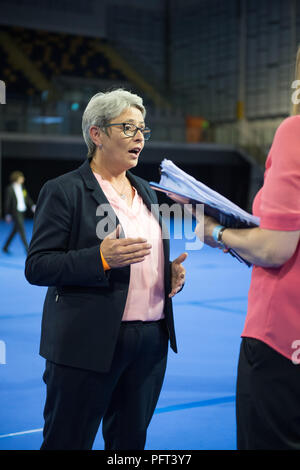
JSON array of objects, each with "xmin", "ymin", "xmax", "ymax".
[{"xmin": 212, "ymin": 225, "xmax": 225, "ymax": 243}]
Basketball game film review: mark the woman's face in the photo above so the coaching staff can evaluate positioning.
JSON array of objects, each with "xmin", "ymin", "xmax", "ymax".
[{"xmin": 101, "ymin": 106, "xmax": 146, "ymax": 172}]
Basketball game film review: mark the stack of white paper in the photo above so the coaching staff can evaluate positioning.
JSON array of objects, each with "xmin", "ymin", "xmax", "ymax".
[
  {"xmin": 150, "ymin": 159, "xmax": 260, "ymax": 267},
  {"xmin": 150, "ymin": 159, "xmax": 260, "ymax": 229}
]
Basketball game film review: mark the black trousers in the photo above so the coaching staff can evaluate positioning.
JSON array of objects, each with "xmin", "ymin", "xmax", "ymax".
[
  {"xmin": 3, "ymin": 211, "xmax": 28, "ymax": 251},
  {"xmin": 236, "ymin": 337, "xmax": 300, "ymax": 450},
  {"xmin": 40, "ymin": 319, "xmax": 169, "ymax": 450}
]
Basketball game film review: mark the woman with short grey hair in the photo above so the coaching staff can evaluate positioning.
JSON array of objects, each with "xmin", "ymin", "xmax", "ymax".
[
  {"xmin": 25, "ymin": 88, "xmax": 187, "ymax": 450},
  {"xmin": 82, "ymin": 89, "xmax": 146, "ymax": 158}
]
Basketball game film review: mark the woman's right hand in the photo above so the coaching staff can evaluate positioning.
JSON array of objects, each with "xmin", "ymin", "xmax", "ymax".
[{"xmin": 100, "ymin": 225, "xmax": 152, "ymax": 269}]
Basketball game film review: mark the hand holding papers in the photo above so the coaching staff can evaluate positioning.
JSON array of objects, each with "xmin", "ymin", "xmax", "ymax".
[{"xmin": 150, "ymin": 159, "xmax": 260, "ymax": 267}]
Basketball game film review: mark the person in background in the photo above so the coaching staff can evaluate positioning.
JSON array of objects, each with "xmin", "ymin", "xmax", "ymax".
[
  {"xmin": 194, "ymin": 48, "xmax": 300, "ymax": 450},
  {"xmin": 2, "ymin": 171, "xmax": 35, "ymax": 254},
  {"xmin": 25, "ymin": 88, "xmax": 187, "ymax": 450}
]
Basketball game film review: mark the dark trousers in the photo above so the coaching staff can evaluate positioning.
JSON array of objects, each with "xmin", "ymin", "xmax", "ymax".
[
  {"xmin": 40, "ymin": 319, "xmax": 168, "ymax": 450},
  {"xmin": 236, "ymin": 337, "xmax": 300, "ymax": 450},
  {"xmin": 3, "ymin": 211, "xmax": 28, "ymax": 251}
]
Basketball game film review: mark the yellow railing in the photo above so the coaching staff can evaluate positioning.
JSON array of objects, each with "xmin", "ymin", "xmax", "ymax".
[
  {"xmin": 93, "ymin": 41, "xmax": 171, "ymax": 110},
  {"xmin": 0, "ymin": 30, "xmax": 56, "ymax": 98}
]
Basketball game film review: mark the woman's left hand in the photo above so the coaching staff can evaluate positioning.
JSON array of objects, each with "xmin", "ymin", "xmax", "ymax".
[{"xmin": 169, "ymin": 252, "xmax": 188, "ymax": 298}]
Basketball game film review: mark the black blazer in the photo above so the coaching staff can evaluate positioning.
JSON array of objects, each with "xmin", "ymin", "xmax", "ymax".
[
  {"xmin": 25, "ymin": 159, "xmax": 177, "ymax": 373},
  {"xmin": 4, "ymin": 184, "xmax": 34, "ymax": 217}
]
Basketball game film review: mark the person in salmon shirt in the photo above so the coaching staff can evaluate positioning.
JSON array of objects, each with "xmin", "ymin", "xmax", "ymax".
[
  {"xmin": 25, "ymin": 88, "xmax": 187, "ymax": 450},
  {"xmin": 194, "ymin": 49, "xmax": 300, "ymax": 450}
]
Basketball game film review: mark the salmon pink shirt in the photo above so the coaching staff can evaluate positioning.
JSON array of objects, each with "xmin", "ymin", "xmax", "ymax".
[
  {"xmin": 93, "ymin": 172, "xmax": 165, "ymax": 322},
  {"xmin": 242, "ymin": 116, "xmax": 300, "ymax": 361}
]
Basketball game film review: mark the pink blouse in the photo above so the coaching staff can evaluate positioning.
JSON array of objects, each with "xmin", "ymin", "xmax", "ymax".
[
  {"xmin": 242, "ymin": 116, "xmax": 300, "ymax": 361},
  {"xmin": 93, "ymin": 171, "xmax": 165, "ymax": 322}
]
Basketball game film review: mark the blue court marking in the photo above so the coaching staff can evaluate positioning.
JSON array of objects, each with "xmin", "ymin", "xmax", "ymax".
[
  {"xmin": 155, "ymin": 395, "xmax": 235, "ymax": 414},
  {"xmin": 0, "ymin": 312, "xmax": 42, "ymax": 320},
  {"xmin": 0, "ymin": 395, "xmax": 235, "ymax": 439},
  {"xmin": 175, "ymin": 297, "xmax": 247, "ymax": 315},
  {"xmin": 0, "ymin": 261, "xmax": 25, "ymax": 270},
  {"xmin": 0, "ymin": 428, "xmax": 43, "ymax": 439}
]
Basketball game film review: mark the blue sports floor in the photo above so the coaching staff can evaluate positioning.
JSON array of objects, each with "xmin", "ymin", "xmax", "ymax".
[{"xmin": 0, "ymin": 219, "xmax": 251, "ymax": 450}]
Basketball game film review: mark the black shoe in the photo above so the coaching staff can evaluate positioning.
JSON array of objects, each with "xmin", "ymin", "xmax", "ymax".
[{"xmin": 2, "ymin": 247, "xmax": 11, "ymax": 254}]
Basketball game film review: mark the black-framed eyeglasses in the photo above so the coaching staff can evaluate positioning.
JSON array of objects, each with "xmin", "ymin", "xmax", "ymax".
[{"xmin": 103, "ymin": 122, "xmax": 151, "ymax": 140}]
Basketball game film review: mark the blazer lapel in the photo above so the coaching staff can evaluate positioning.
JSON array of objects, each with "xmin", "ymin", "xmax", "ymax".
[
  {"xmin": 77, "ymin": 161, "xmax": 168, "ymax": 243},
  {"xmin": 127, "ymin": 171, "xmax": 170, "ymax": 248},
  {"xmin": 78, "ymin": 159, "xmax": 122, "ymax": 234},
  {"xmin": 78, "ymin": 159, "xmax": 108, "ymax": 206},
  {"xmin": 126, "ymin": 171, "xmax": 153, "ymax": 212},
  {"xmin": 79, "ymin": 160, "xmax": 152, "ymax": 212}
]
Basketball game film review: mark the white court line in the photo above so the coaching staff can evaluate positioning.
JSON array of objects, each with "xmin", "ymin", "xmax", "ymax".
[{"xmin": 0, "ymin": 428, "xmax": 43, "ymax": 439}]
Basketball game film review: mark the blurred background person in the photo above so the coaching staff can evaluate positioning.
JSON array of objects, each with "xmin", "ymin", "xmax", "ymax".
[{"xmin": 2, "ymin": 171, "xmax": 35, "ymax": 254}]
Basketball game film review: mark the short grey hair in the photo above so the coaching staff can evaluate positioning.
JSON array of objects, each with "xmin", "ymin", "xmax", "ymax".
[{"xmin": 82, "ymin": 88, "xmax": 146, "ymax": 158}]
